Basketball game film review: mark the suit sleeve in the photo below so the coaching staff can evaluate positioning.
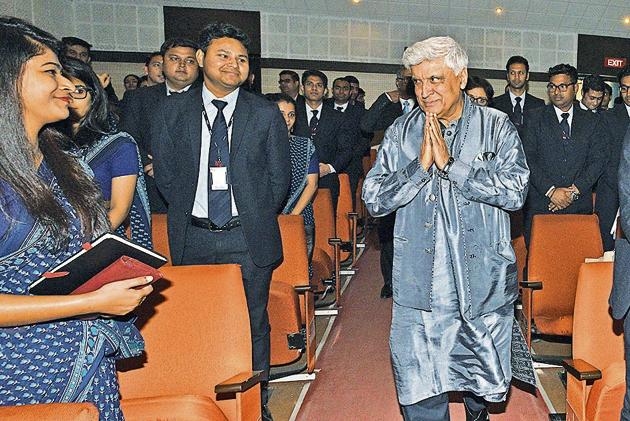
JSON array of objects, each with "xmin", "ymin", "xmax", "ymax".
[
  {"xmin": 573, "ymin": 116, "xmax": 607, "ymax": 195},
  {"xmin": 522, "ymin": 112, "xmax": 556, "ymax": 196},
  {"xmin": 150, "ymin": 105, "xmax": 176, "ymax": 205},
  {"xmin": 362, "ymin": 123, "xmax": 431, "ymax": 217},
  {"xmin": 267, "ymin": 107, "xmax": 291, "ymax": 211},
  {"xmin": 360, "ymin": 93, "xmax": 395, "ymax": 133},
  {"xmin": 119, "ymin": 91, "xmax": 150, "ymax": 166},
  {"xmin": 331, "ymin": 117, "xmax": 355, "ymax": 172},
  {"xmin": 618, "ymin": 126, "xmax": 630, "ymax": 236},
  {"xmin": 447, "ymin": 116, "xmax": 530, "ymax": 211}
]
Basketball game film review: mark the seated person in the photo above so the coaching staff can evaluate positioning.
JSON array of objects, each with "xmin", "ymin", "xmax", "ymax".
[{"xmin": 465, "ymin": 76, "xmax": 495, "ymax": 107}]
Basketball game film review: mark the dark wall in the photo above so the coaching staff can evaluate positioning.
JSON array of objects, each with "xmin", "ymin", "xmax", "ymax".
[
  {"xmin": 163, "ymin": 6, "xmax": 262, "ymax": 92},
  {"xmin": 577, "ymin": 34, "xmax": 629, "ymax": 78}
]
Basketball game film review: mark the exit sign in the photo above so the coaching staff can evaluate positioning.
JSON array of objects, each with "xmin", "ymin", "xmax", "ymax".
[{"xmin": 604, "ymin": 57, "xmax": 627, "ymax": 68}]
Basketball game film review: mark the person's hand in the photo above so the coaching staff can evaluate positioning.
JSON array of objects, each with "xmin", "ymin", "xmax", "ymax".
[
  {"xmin": 319, "ymin": 163, "xmax": 331, "ymax": 177},
  {"xmin": 387, "ymin": 90, "xmax": 400, "ymax": 103},
  {"xmin": 97, "ymin": 73, "xmax": 111, "ymax": 88},
  {"xmin": 548, "ymin": 187, "xmax": 573, "ymax": 211},
  {"xmin": 426, "ymin": 113, "xmax": 450, "ymax": 169},
  {"xmin": 144, "ymin": 163, "xmax": 154, "ymax": 177},
  {"xmin": 90, "ymin": 276, "xmax": 153, "ymax": 316},
  {"xmin": 420, "ymin": 115, "xmax": 434, "ymax": 171}
]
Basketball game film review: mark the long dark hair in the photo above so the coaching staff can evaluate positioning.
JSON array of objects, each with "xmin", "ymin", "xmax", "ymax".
[
  {"xmin": 0, "ymin": 16, "xmax": 109, "ymax": 245},
  {"xmin": 61, "ymin": 57, "xmax": 116, "ymax": 146}
]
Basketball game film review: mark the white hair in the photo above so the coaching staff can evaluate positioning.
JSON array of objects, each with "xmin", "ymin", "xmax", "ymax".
[{"xmin": 402, "ymin": 36, "xmax": 468, "ymax": 75}]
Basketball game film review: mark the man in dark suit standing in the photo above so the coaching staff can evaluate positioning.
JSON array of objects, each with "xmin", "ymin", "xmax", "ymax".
[
  {"xmin": 151, "ymin": 23, "xmax": 290, "ymax": 421},
  {"xmin": 522, "ymin": 63, "xmax": 607, "ymax": 245},
  {"xmin": 120, "ymin": 38, "xmax": 200, "ymax": 213},
  {"xmin": 278, "ymin": 69, "xmax": 301, "ymax": 102},
  {"xmin": 492, "ymin": 55, "xmax": 545, "ymax": 137},
  {"xmin": 594, "ymin": 69, "xmax": 630, "ymax": 250},
  {"xmin": 360, "ymin": 68, "xmax": 415, "ymax": 299},
  {"xmin": 326, "ymin": 76, "xmax": 368, "ymax": 207},
  {"xmin": 293, "ymin": 70, "xmax": 353, "ymax": 210},
  {"xmin": 612, "ymin": 117, "xmax": 630, "ymax": 421}
]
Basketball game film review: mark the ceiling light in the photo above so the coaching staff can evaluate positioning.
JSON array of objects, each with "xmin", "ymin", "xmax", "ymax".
[
  {"xmin": 351, "ymin": 0, "xmax": 361, "ymax": 4},
  {"xmin": 624, "ymin": 16, "xmax": 630, "ymax": 25},
  {"xmin": 495, "ymin": 7, "xmax": 504, "ymax": 15}
]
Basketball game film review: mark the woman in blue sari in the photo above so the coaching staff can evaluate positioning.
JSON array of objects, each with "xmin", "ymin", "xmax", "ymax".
[
  {"xmin": 0, "ymin": 17, "xmax": 153, "ymax": 420},
  {"xmin": 60, "ymin": 58, "xmax": 152, "ymax": 249}
]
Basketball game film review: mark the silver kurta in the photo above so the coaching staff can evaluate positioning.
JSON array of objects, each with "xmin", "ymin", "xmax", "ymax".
[{"xmin": 362, "ymin": 95, "xmax": 530, "ymax": 405}]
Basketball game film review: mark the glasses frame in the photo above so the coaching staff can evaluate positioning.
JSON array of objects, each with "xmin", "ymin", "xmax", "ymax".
[
  {"xmin": 546, "ymin": 82, "xmax": 575, "ymax": 93},
  {"xmin": 70, "ymin": 85, "xmax": 94, "ymax": 100}
]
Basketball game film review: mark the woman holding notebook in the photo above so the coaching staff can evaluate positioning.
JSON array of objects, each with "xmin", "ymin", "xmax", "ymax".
[{"xmin": 0, "ymin": 17, "xmax": 152, "ymax": 420}]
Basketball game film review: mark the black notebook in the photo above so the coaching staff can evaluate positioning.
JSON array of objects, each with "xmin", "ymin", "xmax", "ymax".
[{"xmin": 28, "ymin": 233, "xmax": 168, "ymax": 296}]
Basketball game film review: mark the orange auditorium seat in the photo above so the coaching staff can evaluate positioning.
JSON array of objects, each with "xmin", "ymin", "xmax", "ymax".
[
  {"xmin": 0, "ymin": 403, "xmax": 99, "ymax": 421},
  {"xmin": 151, "ymin": 213, "xmax": 171, "ymax": 265},
  {"xmin": 563, "ymin": 262, "xmax": 625, "ymax": 421},
  {"xmin": 269, "ymin": 215, "xmax": 316, "ymax": 373},
  {"xmin": 311, "ymin": 189, "xmax": 336, "ymax": 292},
  {"xmin": 521, "ymin": 214, "xmax": 603, "ymax": 348},
  {"xmin": 118, "ymin": 264, "xmax": 261, "ymax": 421},
  {"xmin": 512, "ymin": 235, "xmax": 527, "ymax": 283},
  {"xmin": 336, "ymin": 173, "xmax": 359, "ymax": 267}
]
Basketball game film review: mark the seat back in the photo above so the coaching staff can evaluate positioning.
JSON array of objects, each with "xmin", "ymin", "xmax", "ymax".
[
  {"xmin": 512, "ymin": 235, "xmax": 527, "ymax": 283},
  {"xmin": 151, "ymin": 214, "xmax": 171, "ymax": 266},
  {"xmin": 573, "ymin": 262, "xmax": 625, "ymax": 421},
  {"xmin": 312, "ymin": 189, "xmax": 336, "ymax": 262},
  {"xmin": 117, "ymin": 264, "xmax": 252, "ymax": 421},
  {"xmin": 336, "ymin": 173, "xmax": 353, "ymax": 261},
  {"xmin": 528, "ymin": 214, "xmax": 603, "ymax": 335}
]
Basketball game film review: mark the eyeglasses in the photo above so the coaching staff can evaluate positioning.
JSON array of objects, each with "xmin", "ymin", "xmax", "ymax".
[
  {"xmin": 468, "ymin": 96, "xmax": 489, "ymax": 106},
  {"xmin": 396, "ymin": 76, "xmax": 412, "ymax": 83},
  {"xmin": 620, "ymin": 85, "xmax": 630, "ymax": 94},
  {"xmin": 546, "ymin": 82, "xmax": 575, "ymax": 93},
  {"xmin": 70, "ymin": 86, "xmax": 93, "ymax": 99},
  {"xmin": 334, "ymin": 86, "xmax": 351, "ymax": 91},
  {"xmin": 167, "ymin": 55, "xmax": 197, "ymax": 66},
  {"xmin": 278, "ymin": 78, "xmax": 294, "ymax": 84}
]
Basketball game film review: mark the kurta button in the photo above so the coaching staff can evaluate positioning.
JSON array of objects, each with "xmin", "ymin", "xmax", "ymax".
[
  {"xmin": 469, "ymin": 254, "xmax": 476, "ymax": 258},
  {"xmin": 425, "ymin": 248, "xmax": 433, "ymax": 254},
  {"xmin": 429, "ymin": 194, "xmax": 436, "ymax": 202},
  {"xmin": 424, "ymin": 222, "xmax": 432, "ymax": 228},
  {"xmin": 467, "ymin": 228, "xmax": 474, "ymax": 232}
]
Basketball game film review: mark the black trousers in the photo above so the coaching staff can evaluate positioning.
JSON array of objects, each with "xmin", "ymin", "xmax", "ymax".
[
  {"xmin": 402, "ymin": 393, "xmax": 486, "ymax": 421},
  {"xmin": 378, "ymin": 212, "xmax": 396, "ymax": 287},
  {"xmin": 146, "ymin": 175, "xmax": 168, "ymax": 213},
  {"xmin": 181, "ymin": 224, "xmax": 273, "ymax": 404}
]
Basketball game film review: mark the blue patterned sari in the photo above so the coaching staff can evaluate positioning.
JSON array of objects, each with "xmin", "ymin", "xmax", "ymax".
[{"xmin": 0, "ymin": 162, "xmax": 144, "ymax": 420}]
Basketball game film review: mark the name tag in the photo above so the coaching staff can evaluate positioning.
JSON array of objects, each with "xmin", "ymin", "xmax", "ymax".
[{"xmin": 210, "ymin": 166, "xmax": 228, "ymax": 190}]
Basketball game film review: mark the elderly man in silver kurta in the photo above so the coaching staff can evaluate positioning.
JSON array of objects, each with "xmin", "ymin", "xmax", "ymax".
[{"xmin": 362, "ymin": 37, "xmax": 530, "ymax": 421}]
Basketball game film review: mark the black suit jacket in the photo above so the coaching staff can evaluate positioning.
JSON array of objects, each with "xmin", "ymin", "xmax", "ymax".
[
  {"xmin": 325, "ymin": 101, "xmax": 369, "ymax": 173},
  {"xmin": 612, "ymin": 121, "xmax": 630, "ymax": 318},
  {"xmin": 151, "ymin": 86, "xmax": 291, "ymax": 266},
  {"xmin": 523, "ymin": 104, "xmax": 607, "ymax": 215},
  {"xmin": 293, "ymin": 102, "xmax": 353, "ymax": 172},
  {"xmin": 492, "ymin": 92, "xmax": 545, "ymax": 136},
  {"xmin": 360, "ymin": 93, "xmax": 404, "ymax": 133},
  {"xmin": 595, "ymin": 104, "xmax": 630, "ymax": 250}
]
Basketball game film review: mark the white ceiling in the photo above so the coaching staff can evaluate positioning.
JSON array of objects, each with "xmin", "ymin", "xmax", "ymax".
[{"xmin": 228, "ymin": 0, "xmax": 630, "ymax": 38}]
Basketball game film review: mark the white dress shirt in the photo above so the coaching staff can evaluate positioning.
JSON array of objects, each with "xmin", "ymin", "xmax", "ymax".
[
  {"xmin": 305, "ymin": 101, "xmax": 334, "ymax": 173},
  {"xmin": 334, "ymin": 102, "xmax": 349, "ymax": 112},
  {"xmin": 509, "ymin": 90, "xmax": 525, "ymax": 110},
  {"xmin": 553, "ymin": 104, "xmax": 574, "ymax": 127},
  {"xmin": 165, "ymin": 82, "xmax": 193, "ymax": 96},
  {"xmin": 192, "ymin": 85, "xmax": 240, "ymax": 218}
]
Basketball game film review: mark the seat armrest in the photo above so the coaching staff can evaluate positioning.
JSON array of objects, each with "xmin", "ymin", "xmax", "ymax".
[
  {"xmin": 215, "ymin": 370, "xmax": 263, "ymax": 394},
  {"xmin": 294, "ymin": 285, "xmax": 316, "ymax": 294},
  {"xmin": 520, "ymin": 280, "xmax": 542, "ymax": 290},
  {"xmin": 562, "ymin": 358, "xmax": 602, "ymax": 381},
  {"xmin": 328, "ymin": 238, "xmax": 342, "ymax": 246},
  {"xmin": 347, "ymin": 212, "xmax": 358, "ymax": 218}
]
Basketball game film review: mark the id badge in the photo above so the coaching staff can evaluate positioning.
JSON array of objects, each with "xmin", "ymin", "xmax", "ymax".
[{"xmin": 210, "ymin": 166, "xmax": 228, "ymax": 190}]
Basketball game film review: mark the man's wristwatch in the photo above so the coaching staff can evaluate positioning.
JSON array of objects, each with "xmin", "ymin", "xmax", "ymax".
[
  {"xmin": 570, "ymin": 190, "xmax": 580, "ymax": 201},
  {"xmin": 437, "ymin": 157, "xmax": 455, "ymax": 179}
]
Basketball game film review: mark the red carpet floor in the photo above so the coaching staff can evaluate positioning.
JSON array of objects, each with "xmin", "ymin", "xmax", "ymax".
[{"xmin": 297, "ymin": 239, "xmax": 550, "ymax": 421}]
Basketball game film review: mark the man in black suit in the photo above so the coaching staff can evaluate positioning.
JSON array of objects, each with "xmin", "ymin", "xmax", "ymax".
[
  {"xmin": 522, "ymin": 63, "xmax": 607, "ymax": 246},
  {"xmin": 595, "ymin": 68, "xmax": 630, "ymax": 250},
  {"xmin": 326, "ymin": 76, "xmax": 368, "ymax": 207},
  {"xmin": 492, "ymin": 55, "xmax": 545, "ymax": 136},
  {"xmin": 360, "ymin": 67, "xmax": 416, "ymax": 299},
  {"xmin": 278, "ymin": 69, "xmax": 301, "ymax": 102},
  {"xmin": 120, "ymin": 38, "xmax": 200, "ymax": 213},
  {"xmin": 578, "ymin": 74, "xmax": 605, "ymax": 112},
  {"xmin": 293, "ymin": 70, "xmax": 353, "ymax": 210},
  {"xmin": 151, "ymin": 23, "xmax": 289, "ymax": 421},
  {"xmin": 612, "ymin": 119, "xmax": 630, "ymax": 421}
]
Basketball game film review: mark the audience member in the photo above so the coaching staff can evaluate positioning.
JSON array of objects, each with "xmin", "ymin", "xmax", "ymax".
[
  {"xmin": 361, "ymin": 67, "xmax": 416, "ymax": 299},
  {"xmin": 143, "ymin": 51, "xmax": 165, "ymax": 87},
  {"xmin": 61, "ymin": 36, "xmax": 119, "ymax": 105},
  {"xmin": 579, "ymin": 74, "xmax": 606, "ymax": 112},
  {"xmin": 120, "ymin": 38, "xmax": 200, "ymax": 213},
  {"xmin": 266, "ymin": 93, "xmax": 319, "ymax": 264},
  {"xmin": 293, "ymin": 70, "xmax": 353, "ymax": 210},
  {"xmin": 601, "ymin": 83, "xmax": 613, "ymax": 110},
  {"xmin": 60, "ymin": 58, "xmax": 152, "ymax": 247},
  {"xmin": 595, "ymin": 67, "xmax": 630, "ymax": 250},
  {"xmin": 327, "ymin": 76, "xmax": 368, "ymax": 208},
  {"xmin": 150, "ymin": 22, "xmax": 290, "ymax": 421},
  {"xmin": 465, "ymin": 76, "xmax": 494, "ymax": 106},
  {"xmin": 522, "ymin": 63, "xmax": 607, "ymax": 245},
  {"xmin": 356, "ymin": 87, "xmax": 366, "ymax": 104},
  {"xmin": 362, "ymin": 35, "xmax": 529, "ymax": 421},
  {"xmin": 492, "ymin": 55, "xmax": 545, "ymax": 136},
  {"xmin": 279, "ymin": 69, "xmax": 301, "ymax": 102},
  {"xmin": 0, "ymin": 16, "xmax": 152, "ymax": 418},
  {"xmin": 345, "ymin": 74, "xmax": 362, "ymax": 107},
  {"xmin": 137, "ymin": 75, "xmax": 148, "ymax": 88},
  {"xmin": 123, "ymin": 73, "xmax": 140, "ymax": 91}
]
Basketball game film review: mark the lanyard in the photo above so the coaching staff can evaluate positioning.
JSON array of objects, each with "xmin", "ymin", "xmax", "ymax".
[{"xmin": 202, "ymin": 106, "xmax": 234, "ymax": 166}]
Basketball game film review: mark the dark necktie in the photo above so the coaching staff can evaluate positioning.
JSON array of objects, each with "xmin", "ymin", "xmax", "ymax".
[
  {"xmin": 309, "ymin": 109, "xmax": 319, "ymax": 138},
  {"xmin": 207, "ymin": 99, "xmax": 231, "ymax": 227},
  {"xmin": 513, "ymin": 97, "xmax": 523, "ymax": 126},
  {"xmin": 336, "ymin": 106, "xmax": 343, "ymax": 112},
  {"xmin": 560, "ymin": 112, "xmax": 570, "ymax": 139}
]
